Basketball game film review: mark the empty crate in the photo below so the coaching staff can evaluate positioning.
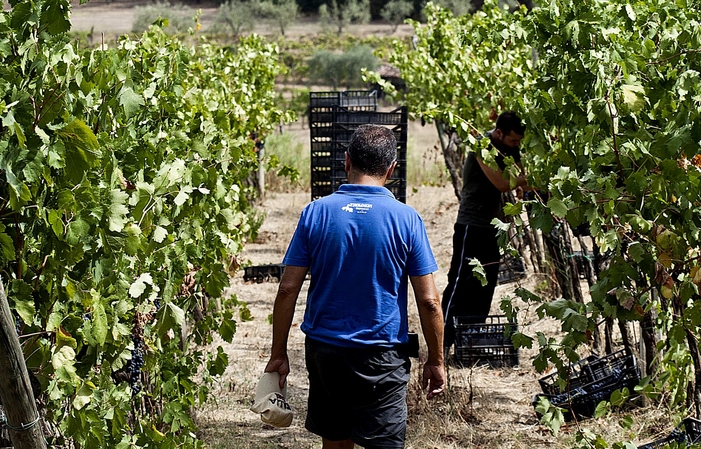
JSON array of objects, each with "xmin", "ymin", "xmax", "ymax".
[
  {"xmin": 454, "ymin": 315, "xmax": 519, "ymax": 368},
  {"xmin": 243, "ymin": 264, "xmax": 286, "ymax": 283}
]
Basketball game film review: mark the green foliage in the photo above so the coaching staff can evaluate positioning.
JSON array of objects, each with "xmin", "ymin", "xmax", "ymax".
[
  {"xmin": 132, "ymin": 2, "xmax": 197, "ymax": 34},
  {"xmin": 534, "ymin": 396, "xmax": 565, "ymax": 435},
  {"xmin": 378, "ymin": 1, "xmax": 533, "ymax": 139},
  {"xmin": 265, "ymin": 132, "xmax": 307, "ymax": 191},
  {"xmin": 319, "ymin": 0, "xmax": 371, "ymax": 35},
  {"xmin": 1, "ymin": 1, "xmax": 289, "ymax": 447},
  {"xmin": 381, "ymin": 0, "xmax": 415, "ymax": 33},
  {"xmin": 276, "ymin": 33, "xmax": 404, "ymax": 85},
  {"xmin": 308, "ymin": 44, "xmax": 378, "ymax": 89},
  {"xmin": 382, "ymin": 0, "xmax": 701, "ymax": 442}
]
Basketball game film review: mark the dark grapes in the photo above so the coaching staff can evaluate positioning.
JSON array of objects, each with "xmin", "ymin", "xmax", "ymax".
[{"xmin": 127, "ymin": 334, "xmax": 145, "ymax": 395}]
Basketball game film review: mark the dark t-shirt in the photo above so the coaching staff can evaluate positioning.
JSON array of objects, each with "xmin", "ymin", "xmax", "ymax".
[{"xmin": 456, "ymin": 133, "xmax": 521, "ymax": 227}]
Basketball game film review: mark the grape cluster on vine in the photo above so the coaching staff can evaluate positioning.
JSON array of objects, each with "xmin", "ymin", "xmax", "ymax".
[{"xmin": 127, "ymin": 334, "xmax": 145, "ymax": 395}]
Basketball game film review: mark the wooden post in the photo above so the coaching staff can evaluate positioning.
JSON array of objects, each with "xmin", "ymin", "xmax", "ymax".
[
  {"xmin": 257, "ymin": 144, "xmax": 265, "ymax": 200},
  {"xmin": 0, "ymin": 279, "xmax": 47, "ymax": 449}
]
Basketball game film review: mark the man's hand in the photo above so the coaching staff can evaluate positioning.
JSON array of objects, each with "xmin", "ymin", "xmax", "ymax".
[
  {"xmin": 264, "ymin": 355, "xmax": 290, "ymax": 390},
  {"xmin": 422, "ymin": 362, "xmax": 445, "ymax": 399}
]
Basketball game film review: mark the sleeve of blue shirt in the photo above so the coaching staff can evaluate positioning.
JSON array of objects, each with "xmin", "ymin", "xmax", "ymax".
[
  {"xmin": 407, "ymin": 213, "xmax": 438, "ymax": 277},
  {"xmin": 282, "ymin": 205, "xmax": 312, "ymax": 267}
]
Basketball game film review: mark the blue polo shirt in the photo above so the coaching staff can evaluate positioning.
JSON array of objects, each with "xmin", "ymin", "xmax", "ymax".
[{"xmin": 283, "ymin": 184, "xmax": 438, "ymax": 348}]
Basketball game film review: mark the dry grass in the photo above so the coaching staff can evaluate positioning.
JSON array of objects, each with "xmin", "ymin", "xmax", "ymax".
[{"xmin": 192, "ymin": 186, "xmax": 679, "ymax": 449}]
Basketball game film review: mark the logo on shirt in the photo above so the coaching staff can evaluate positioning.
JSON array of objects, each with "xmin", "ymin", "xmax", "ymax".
[{"xmin": 342, "ymin": 203, "xmax": 372, "ymax": 214}]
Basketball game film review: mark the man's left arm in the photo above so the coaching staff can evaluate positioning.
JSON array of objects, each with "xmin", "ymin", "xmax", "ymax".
[
  {"xmin": 410, "ymin": 273, "xmax": 445, "ymax": 399},
  {"xmin": 476, "ymin": 156, "xmax": 532, "ymax": 193}
]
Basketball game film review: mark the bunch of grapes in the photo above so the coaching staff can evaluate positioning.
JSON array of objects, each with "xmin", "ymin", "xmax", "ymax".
[{"xmin": 127, "ymin": 333, "xmax": 145, "ymax": 395}]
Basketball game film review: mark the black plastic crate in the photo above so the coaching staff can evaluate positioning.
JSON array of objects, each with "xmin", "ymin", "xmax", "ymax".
[
  {"xmin": 311, "ymin": 189, "xmax": 333, "ymax": 201},
  {"xmin": 539, "ymin": 349, "xmax": 637, "ymax": 395},
  {"xmin": 535, "ymin": 350, "xmax": 641, "ymax": 419},
  {"xmin": 454, "ymin": 315, "xmax": 519, "ymax": 368},
  {"xmin": 310, "ymin": 126, "xmax": 334, "ymax": 139},
  {"xmin": 538, "ymin": 354, "xmax": 600, "ymax": 395},
  {"xmin": 638, "ymin": 417, "xmax": 701, "ymax": 448},
  {"xmin": 497, "ymin": 253, "xmax": 527, "ymax": 285},
  {"xmin": 244, "ymin": 264, "xmax": 286, "ymax": 283},
  {"xmin": 334, "ymin": 106, "xmax": 407, "ymax": 126},
  {"xmin": 310, "ymin": 90, "xmax": 377, "ymax": 110}
]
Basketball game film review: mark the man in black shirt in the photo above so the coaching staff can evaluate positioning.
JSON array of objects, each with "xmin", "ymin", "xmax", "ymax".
[{"xmin": 442, "ymin": 111, "xmax": 531, "ymax": 357}]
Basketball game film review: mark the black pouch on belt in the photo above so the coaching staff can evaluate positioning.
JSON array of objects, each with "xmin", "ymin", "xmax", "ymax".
[{"xmin": 407, "ymin": 332, "xmax": 419, "ymax": 358}]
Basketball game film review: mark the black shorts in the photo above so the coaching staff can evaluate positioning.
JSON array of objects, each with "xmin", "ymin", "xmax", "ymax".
[{"xmin": 305, "ymin": 337, "xmax": 411, "ymax": 449}]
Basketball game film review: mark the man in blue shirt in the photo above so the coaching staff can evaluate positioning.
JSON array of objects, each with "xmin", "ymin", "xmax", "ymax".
[{"xmin": 264, "ymin": 124, "xmax": 445, "ymax": 449}]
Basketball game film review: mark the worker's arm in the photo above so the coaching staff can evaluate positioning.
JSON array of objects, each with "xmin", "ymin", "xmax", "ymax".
[
  {"xmin": 264, "ymin": 265, "xmax": 308, "ymax": 389},
  {"xmin": 410, "ymin": 273, "xmax": 445, "ymax": 399},
  {"xmin": 476, "ymin": 156, "xmax": 532, "ymax": 193}
]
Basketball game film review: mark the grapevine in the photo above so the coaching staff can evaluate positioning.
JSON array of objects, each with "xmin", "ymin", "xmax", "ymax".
[
  {"xmin": 1, "ymin": 2, "xmax": 290, "ymax": 447},
  {"xmin": 380, "ymin": 0, "xmax": 701, "ymax": 442}
]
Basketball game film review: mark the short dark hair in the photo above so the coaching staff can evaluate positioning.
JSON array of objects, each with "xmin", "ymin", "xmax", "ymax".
[
  {"xmin": 495, "ymin": 111, "xmax": 526, "ymax": 136},
  {"xmin": 347, "ymin": 124, "xmax": 397, "ymax": 177}
]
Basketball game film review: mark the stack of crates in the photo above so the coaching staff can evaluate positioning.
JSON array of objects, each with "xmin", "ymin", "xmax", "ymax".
[{"xmin": 309, "ymin": 91, "xmax": 408, "ymax": 203}]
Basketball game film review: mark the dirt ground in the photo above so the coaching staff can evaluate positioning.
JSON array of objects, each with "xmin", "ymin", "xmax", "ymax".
[
  {"xmin": 64, "ymin": 5, "xmax": 672, "ymax": 448},
  {"xmin": 191, "ymin": 120, "xmax": 651, "ymax": 449},
  {"xmin": 193, "ymin": 183, "xmax": 559, "ymax": 449}
]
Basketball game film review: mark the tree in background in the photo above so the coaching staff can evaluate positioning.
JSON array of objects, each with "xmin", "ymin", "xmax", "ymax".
[
  {"xmin": 211, "ymin": 0, "xmax": 257, "ymax": 37},
  {"xmin": 132, "ymin": 2, "xmax": 197, "ymax": 34},
  {"xmin": 381, "ymin": 0, "xmax": 415, "ymax": 33},
  {"xmin": 256, "ymin": 0, "xmax": 300, "ymax": 36},
  {"xmin": 430, "ymin": 0, "xmax": 474, "ymax": 17},
  {"xmin": 319, "ymin": 0, "xmax": 371, "ymax": 35},
  {"xmin": 308, "ymin": 45, "xmax": 377, "ymax": 89}
]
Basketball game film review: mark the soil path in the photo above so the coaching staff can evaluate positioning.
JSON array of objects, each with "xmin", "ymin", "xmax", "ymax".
[{"xmin": 194, "ymin": 184, "xmax": 566, "ymax": 449}]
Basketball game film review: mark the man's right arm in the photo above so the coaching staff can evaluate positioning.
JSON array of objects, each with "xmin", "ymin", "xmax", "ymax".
[
  {"xmin": 410, "ymin": 273, "xmax": 445, "ymax": 399},
  {"xmin": 265, "ymin": 265, "xmax": 308, "ymax": 389}
]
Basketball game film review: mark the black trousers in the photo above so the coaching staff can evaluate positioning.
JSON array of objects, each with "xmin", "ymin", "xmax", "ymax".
[{"xmin": 441, "ymin": 223, "xmax": 500, "ymax": 350}]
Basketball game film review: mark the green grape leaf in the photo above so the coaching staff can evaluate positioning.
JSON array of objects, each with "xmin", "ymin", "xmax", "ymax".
[
  {"xmin": 621, "ymin": 84, "xmax": 646, "ymax": 112},
  {"xmin": 57, "ymin": 119, "xmax": 99, "ymax": 184},
  {"xmin": 219, "ymin": 311, "xmax": 237, "ymax": 343},
  {"xmin": 0, "ymin": 232, "xmax": 15, "ymax": 263},
  {"xmin": 108, "ymin": 189, "xmax": 129, "ymax": 232},
  {"xmin": 51, "ymin": 345, "xmax": 80, "ymax": 384},
  {"xmin": 153, "ymin": 226, "xmax": 168, "ymax": 243},
  {"xmin": 41, "ymin": 0, "xmax": 71, "ymax": 35},
  {"xmin": 129, "ymin": 273, "xmax": 153, "ymax": 298},
  {"xmin": 10, "ymin": 279, "xmax": 35, "ymax": 324},
  {"xmin": 547, "ymin": 197, "xmax": 568, "ymax": 218},
  {"xmin": 92, "ymin": 303, "xmax": 108, "ymax": 346},
  {"xmin": 72, "ymin": 381, "xmax": 96, "ymax": 410},
  {"xmin": 208, "ymin": 346, "xmax": 229, "ymax": 376},
  {"xmin": 119, "ymin": 86, "xmax": 144, "ymax": 119}
]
